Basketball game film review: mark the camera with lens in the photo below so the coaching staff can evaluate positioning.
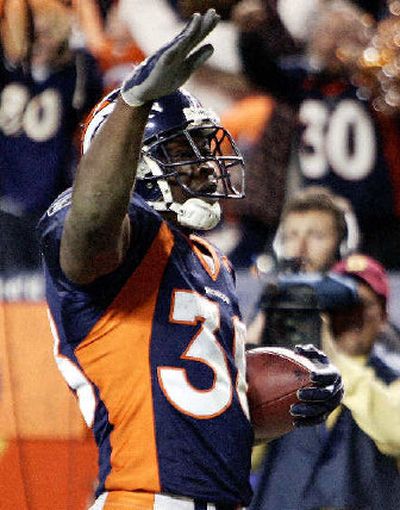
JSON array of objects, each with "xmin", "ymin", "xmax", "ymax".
[{"xmin": 259, "ymin": 260, "xmax": 360, "ymax": 348}]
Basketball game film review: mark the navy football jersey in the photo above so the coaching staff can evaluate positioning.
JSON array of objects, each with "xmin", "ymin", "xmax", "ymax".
[
  {"xmin": 0, "ymin": 49, "xmax": 103, "ymax": 216},
  {"xmin": 297, "ymin": 77, "xmax": 400, "ymax": 223},
  {"xmin": 38, "ymin": 191, "xmax": 253, "ymax": 506},
  {"xmin": 238, "ymin": 26, "xmax": 400, "ymax": 266}
]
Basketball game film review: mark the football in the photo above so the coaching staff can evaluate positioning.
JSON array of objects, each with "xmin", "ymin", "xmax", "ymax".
[{"xmin": 246, "ymin": 346, "xmax": 316, "ymax": 440}]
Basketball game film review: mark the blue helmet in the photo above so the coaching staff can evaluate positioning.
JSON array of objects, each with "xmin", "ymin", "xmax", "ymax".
[{"xmin": 82, "ymin": 87, "xmax": 245, "ymax": 227}]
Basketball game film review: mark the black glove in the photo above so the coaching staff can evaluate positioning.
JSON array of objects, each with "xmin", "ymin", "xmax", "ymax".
[{"xmin": 290, "ymin": 344, "xmax": 344, "ymax": 427}]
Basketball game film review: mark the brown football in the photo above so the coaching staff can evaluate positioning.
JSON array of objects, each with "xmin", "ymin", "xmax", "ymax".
[{"xmin": 246, "ymin": 347, "xmax": 315, "ymax": 440}]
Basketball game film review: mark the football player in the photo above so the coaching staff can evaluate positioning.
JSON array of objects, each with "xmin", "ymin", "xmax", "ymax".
[{"xmin": 38, "ymin": 10, "xmax": 343, "ymax": 509}]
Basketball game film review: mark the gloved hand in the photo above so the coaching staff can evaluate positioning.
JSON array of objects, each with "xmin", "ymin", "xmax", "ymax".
[
  {"xmin": 121, "ymin": 9, "xmax": 220, "ymax": 107},
  {"xmin": 290, "ymin": 344, "xmax": 344, "ymax": 427}
]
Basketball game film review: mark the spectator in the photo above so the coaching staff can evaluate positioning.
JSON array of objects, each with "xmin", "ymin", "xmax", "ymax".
[
  {"xmin": 234, "ymin": 0, "xmax": 400, "ymax": 269},
  {"xmin": 251, "ymin": 254, "xmax": 400, "ymax": 509},
  {"xmin": 38, "ymin": 12, "xmax": 343, "ymax": 508},
  {"xmin": 246, "ymin": 186, "xmax": 359, "ymax": 344},
  {"xmin": 72, "ymin": 0, "xmax": 145, "ymax": 92},
  {"xmin": 220, "ymin": 92, "xmax": 295, "ymax": 269},
  {"xmin": 0, "ymin": 0, "xmax": 103, "ymax": 272}
]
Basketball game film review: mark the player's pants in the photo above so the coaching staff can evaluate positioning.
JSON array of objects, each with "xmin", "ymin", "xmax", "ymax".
[{"xmin": 89, "ymin": 491, "xmax": 245, "ymax": 510}]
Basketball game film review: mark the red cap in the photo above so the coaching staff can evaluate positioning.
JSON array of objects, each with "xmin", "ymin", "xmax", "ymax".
[{"xmin": 332, "ymin": 254, "xmax": 389, "ymax": 301}]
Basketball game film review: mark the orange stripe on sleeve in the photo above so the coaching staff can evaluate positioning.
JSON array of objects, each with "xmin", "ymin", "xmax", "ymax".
[{"xmin": 75, "ymin": 222, "xmax": 174, "ymax": 493}]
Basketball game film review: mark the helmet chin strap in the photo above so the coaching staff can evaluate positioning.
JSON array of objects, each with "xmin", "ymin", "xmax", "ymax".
[
  {"xmin": 169, "ymin": 198, "xmax": 221, "ymax": 231},
  {"xmin": 140, "ymin": 155, "xmax": 221, "ymax": 231}
]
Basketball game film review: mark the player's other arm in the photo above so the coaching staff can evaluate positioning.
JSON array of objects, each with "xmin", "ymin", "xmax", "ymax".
[
  {"xmin": 1, "ymin": 0, "xmax": 32, "ymax": 65},
  {"xmin": 60, "ymin": 9, "xmax": 220, "ymax": 285}
]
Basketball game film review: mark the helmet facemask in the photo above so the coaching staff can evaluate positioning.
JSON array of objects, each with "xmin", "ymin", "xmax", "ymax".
[
  {"xmin": 82, "ymin": 88, "xmax": 246, "ymax": 231},
  {"xmin": 136, "ymin": 123, "xmax": 245, "ymax": 229}
]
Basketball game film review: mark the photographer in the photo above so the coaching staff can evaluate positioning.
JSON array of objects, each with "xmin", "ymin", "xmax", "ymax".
[
  {"xmin": 251, "ymin": 254, "xmax": 400, "ymax": 509},
  {"xmin": 247, "ymin": 186, "xmax": 359, "ymax": 345}
]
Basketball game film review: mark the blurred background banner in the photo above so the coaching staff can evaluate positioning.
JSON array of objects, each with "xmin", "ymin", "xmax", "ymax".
[
  {"xmin": 0, "ymin": 301, "xmax": 85, "ymax": 438},
  {"xmin": 0, "ymin": 288, "xmax": 97, "ymax": 509}
]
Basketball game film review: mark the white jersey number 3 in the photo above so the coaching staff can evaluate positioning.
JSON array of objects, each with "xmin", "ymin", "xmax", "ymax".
[{"xmin": 157, "ymin": 290, "xmax": 248, "ymax": 419}]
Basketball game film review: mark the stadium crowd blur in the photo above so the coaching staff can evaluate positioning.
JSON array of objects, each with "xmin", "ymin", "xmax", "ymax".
[
  {"xmin": 2, "ymin": 1, "xmax": 400, "ymax": 275},
  {"xmin": 2, "ymin": 0, "xmax": 400, "ymax": 507}
]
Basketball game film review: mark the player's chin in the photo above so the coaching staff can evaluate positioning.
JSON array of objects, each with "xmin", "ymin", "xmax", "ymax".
[
  {"xmin": 193, "ymin": 192, "xmax": 218, "ymax": 203},
  {"xmin": 192, "ymin": 180, "xmax": 219, "ymax": 195},
  {"xmin": 205, "ymin": 196, "xmax": 220, "ymax": 205}
]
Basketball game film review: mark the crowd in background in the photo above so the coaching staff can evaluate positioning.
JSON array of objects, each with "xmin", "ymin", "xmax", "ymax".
[
  {"xmin": 2, "ymin": 0, "xmax": 400, "ymax": 272},
  {"xmin": 2, "ymin": 0, "xmax": 400, "ymax": 273},
  {"xmin": 1, "ymin": 0, "xmax": 400, "ymax": 508}
]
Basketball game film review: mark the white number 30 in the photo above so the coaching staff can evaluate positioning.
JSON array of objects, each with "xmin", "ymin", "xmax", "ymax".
[
  {"xmin": 157, "ymin": 290, "xmax": 249, "ymax": 419},
  {"xmin": 299, "ymin": 98, "xmax": 376, "ymax": 181}
]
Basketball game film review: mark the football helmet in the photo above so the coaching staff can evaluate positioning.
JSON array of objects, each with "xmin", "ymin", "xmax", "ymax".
[{"xmin": 82, "ymin": 88, "xmax": 245, "ymax": 230}]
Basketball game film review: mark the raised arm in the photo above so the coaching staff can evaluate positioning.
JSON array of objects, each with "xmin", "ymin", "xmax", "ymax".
[
  {"xmin": 60, "ymin": 9, "xmax": 220, "ymax": 285},
  {"xmin": 0, "ymin": 0, "xmax": 32, "ymax": 65}
]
